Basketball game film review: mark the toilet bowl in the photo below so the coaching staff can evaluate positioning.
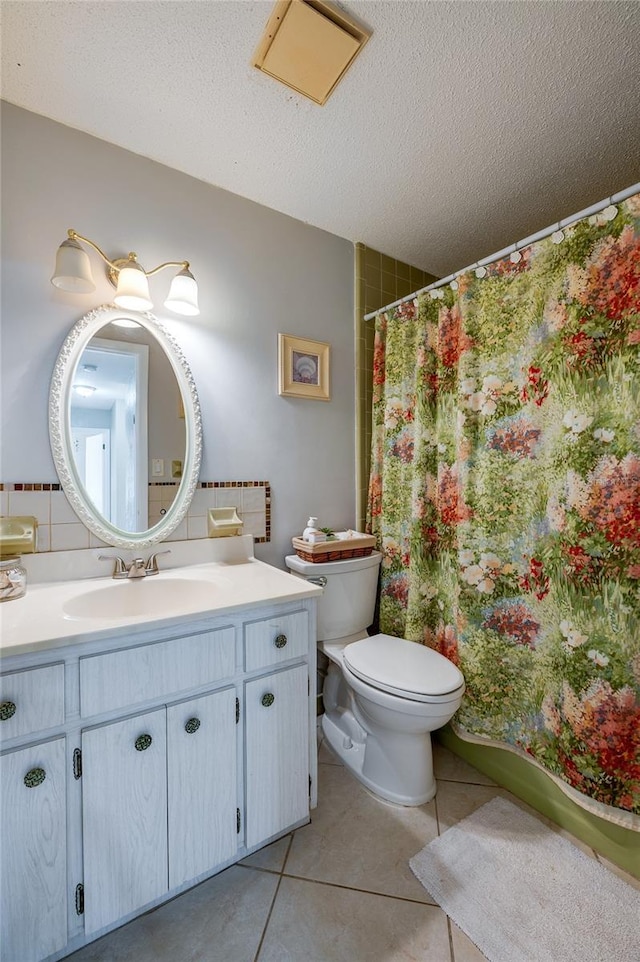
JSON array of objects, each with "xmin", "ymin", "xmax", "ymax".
[{"xmin": 285, "ymin": 552, "xmax": 465, "ymax": 806}]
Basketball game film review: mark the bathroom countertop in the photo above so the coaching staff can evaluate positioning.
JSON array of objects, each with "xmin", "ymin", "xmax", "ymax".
[{"xmin": 0, "ymin": 557, "xmax": 322, "ymax": 658}]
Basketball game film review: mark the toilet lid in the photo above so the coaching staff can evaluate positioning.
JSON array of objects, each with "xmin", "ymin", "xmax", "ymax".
[{"xmin": 343, "ymin": 633, "xmax": 464, "ymax": 700}]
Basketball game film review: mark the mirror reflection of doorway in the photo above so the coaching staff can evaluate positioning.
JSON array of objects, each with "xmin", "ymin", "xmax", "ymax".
[
  {"xmin": 72, "ymin": 428, "xmax": 111, "ymax": 515},
  {"xmin": 71, "ymin": 338, "xmax": 149, "ymax": 531}
]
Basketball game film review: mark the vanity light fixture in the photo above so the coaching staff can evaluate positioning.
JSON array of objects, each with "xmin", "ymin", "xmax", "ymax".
[{"xmin": 51, "ymin": 229, "xmax": 200, "ymax": 316}]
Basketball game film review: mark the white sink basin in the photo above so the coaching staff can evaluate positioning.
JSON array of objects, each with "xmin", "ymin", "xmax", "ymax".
[{"xmin": 63, "ymin": 577, "xmax": 227, "ymax": 620}]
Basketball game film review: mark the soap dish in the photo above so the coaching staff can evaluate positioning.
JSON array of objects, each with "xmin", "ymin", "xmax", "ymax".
[
  {"xmin": 208, "ymin": 508, "xmax": 244, "ymax": 538},
  {"xmin": 0, "ymin": 515, "xmax": 38, "ymax": 556}
]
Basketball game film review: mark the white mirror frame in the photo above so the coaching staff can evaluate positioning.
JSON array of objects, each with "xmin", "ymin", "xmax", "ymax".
[{"xmin": 49, "ymin": 304, "xmax": 202, "ymax": 549}]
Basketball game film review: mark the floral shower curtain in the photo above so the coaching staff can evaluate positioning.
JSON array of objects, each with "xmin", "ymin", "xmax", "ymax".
[{"xmin": 367, "ymin": 193, "xmax": 640, "ymax": 827}]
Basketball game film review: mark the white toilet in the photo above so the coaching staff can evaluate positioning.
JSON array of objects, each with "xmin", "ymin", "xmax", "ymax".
[{"xmin": 285, "ymin": 550, "xmax": 465, "ymax": 806}]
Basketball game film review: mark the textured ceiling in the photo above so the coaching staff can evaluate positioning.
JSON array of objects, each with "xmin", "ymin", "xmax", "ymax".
[{"xmin": 2, "ymin": 0, "xmax": 639, "ymax": 276}]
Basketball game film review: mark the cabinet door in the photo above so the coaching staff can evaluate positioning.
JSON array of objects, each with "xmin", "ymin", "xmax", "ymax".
[
  {"xmin": 167, "ymin": 688, "xmax": 237, "ymax": 889},
  {"xmin": 82, "ymin": 709, "xmax": 167, "ymax": 934},
  {"xmin": 0, "ymin": 738, "xmax": 67, "ymax": 962},
  {"xmin": 245, "ymin": 664, "xmax": 309, "ymax": 849}
]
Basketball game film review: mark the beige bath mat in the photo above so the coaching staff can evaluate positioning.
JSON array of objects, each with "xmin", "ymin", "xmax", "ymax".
[{"xmin": 410, "ymin": 796, "xmax": 639, "ymax": 962}]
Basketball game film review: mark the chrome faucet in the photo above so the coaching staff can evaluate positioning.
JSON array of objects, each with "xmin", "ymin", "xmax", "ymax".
[
  {"xmin": 144, "ymin": 550, "xmax": 171, "ymax": 575},
  {"xmin": 128, "ymin": 558, "xmax": 146, "ymax": 579},
  {"xmin": 99, "ymin": 550, "xmax": 171, "ymax": 580}
]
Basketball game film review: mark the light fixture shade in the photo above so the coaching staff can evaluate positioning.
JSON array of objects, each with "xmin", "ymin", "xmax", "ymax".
[
  {"xmin": 51, "ymin": 238, "xmax": 96, "ymax": 293},
  {"xmin": 113, "ymin": 261, "xmax": 153, "ymax": 311},
  {"xmin": 164, "ymin": 268, "xmax": 200, "ymax": 316},
  {"xmin": 110, "ymin": 318, "xmax": 142, "ymax": 329},
  {"xmin": 73, "ymin": 384, "xmax": 96, "ymax": 398}
]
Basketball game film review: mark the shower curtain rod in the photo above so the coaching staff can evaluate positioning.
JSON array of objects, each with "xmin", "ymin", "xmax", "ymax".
[{"xmin": 363, "ymin": 182, "xmax": 640, "ymax": 321}]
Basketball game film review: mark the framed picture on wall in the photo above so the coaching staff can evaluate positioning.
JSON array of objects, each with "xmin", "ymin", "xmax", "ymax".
[{"xmin": 278, "ymin": 333, "xmax": 330, "ymax": 401}]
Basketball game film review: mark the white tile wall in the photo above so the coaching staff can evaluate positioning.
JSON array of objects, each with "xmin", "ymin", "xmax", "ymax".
[
  {"xmin": 89, "ymin": 532, "xmax": 110, "ymax": 549},
  {"xmin": 165, "ymin": 519, "xmax": 188, "ymax": 542},
  {"xmin": 50, "ymin": 522, "xmax": 90, "ymax": 551},
  {"xmin": 215, "ymin": 488, "xmax": 243, "ymax": 509},
  {"xmin": 242, "ymin": 511, "xmax": 266, "ymax": 539},
  {"xmin": 36, "ymin": 524, "xmax": 51, "ymax": 552},
  {"xmin": 1, "ymin": 483, "xmax": 270, "ymax": 553},
  {"xmin": 149, "ymin": 486, "xmax": 162, "ymax": 504},
  {"xmin": 189, "ymin": 488, "xmax": 214, "ymax": 517},
  {"xmin": 242, "ymin": 487, "xmax": 266, "ymax": 512},
  {"xmin": 9, "ymin": 490, "xmax": 50, "ymax": 524},
  {"xmin": 50, "ymin": 491, "xmax": 78, "ymax": 523},
  {"xmin": 187, "ymin": 515, "xmax": 208, "ymax": 540}
]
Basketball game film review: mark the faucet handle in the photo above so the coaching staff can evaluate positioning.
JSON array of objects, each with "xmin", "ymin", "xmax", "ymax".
[
  {"xmin": 145, "ymin": 549, "xmax": 171, "ymax": 575},
  {"xmin": 99, "ymin": 555, "xmax": 128, "ymax": 579},
  {"xmin": 128, "ymin": 559, "xmax": 146, "ymax": 578}
]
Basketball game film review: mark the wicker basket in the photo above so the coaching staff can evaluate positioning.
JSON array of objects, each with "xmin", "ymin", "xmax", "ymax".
[{"xmin": 291, "ymin": 533, "xmax": 376, "ymax": 563}]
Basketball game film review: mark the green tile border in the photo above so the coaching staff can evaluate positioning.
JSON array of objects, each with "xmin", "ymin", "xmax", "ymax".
[
  {"xmin": 437, "ymin": 725, "xmax": 639, "ymax": 878},
  {"xmin": 354, "ymin": 244, "xmax": 436, "ymax": 529}
]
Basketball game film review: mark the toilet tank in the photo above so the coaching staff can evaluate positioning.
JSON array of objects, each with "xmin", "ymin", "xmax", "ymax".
[{"xmin": 285, "ymin": 551, "xmax": 382, "ymax": 642}]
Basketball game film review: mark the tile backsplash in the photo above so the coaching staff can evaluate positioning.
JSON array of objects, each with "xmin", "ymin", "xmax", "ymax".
[{"xmin": 0, "ymin": 481, "xmax": 270, "ymax": 551}]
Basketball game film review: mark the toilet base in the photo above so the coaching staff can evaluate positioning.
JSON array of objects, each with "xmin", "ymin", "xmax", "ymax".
[{"xmin": 321, "ymin": 709, "xmax": 437, "ymax": 807}]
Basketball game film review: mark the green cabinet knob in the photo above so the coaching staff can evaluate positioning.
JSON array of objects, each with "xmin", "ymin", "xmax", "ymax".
[
  {"xmin": 24, "ymin": 767, "xmax": 46, "ymax": 788},
  {"xmin": 185, "ymin": 717, "xmax": 200, "ymax": 734},
  {"xmin": 261, "ymin": 693, "xmax": 275, "ymax": 708},
  {"xmin": 0, "ymin": 701, "xmax": 16, "ymax": 721},
  {"xmin": 274, "ymin": 634, "xmax": 287, "ymax": 649},
  {"xmin": 135, "ymin": 733, "xmax": 152, "ymax": 752}
]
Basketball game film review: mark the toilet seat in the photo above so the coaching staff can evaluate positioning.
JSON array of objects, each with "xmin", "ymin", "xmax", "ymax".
[{"xmin": 343, "ymin": 633, "xmax": 464, "ymax": 704}]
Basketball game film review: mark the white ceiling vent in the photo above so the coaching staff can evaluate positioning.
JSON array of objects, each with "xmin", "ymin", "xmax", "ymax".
[{"xmin": 252, "ymin": 0, "xmax": 371, "ymax": 106}]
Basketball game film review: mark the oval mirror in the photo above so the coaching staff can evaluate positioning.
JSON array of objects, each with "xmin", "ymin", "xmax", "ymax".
[{"xmin": 49, "ymin": 305, "xmax": 202, "ymax": 549}]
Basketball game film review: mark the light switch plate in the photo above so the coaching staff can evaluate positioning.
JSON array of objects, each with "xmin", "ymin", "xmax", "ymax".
[{"xmin": 152, "ymin": 459, "xmax": 164, "ymax": 477}]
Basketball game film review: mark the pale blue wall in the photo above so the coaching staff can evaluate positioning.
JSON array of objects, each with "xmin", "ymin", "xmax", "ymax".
[{"xmin": 0, "ymin": 103, "xmax": 356, "ymax": 567}]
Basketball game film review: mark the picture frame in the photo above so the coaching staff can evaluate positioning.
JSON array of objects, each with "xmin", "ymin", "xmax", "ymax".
[{"xmin": 278, "ymin": 333, "xmax": 330, "ymax": 401}]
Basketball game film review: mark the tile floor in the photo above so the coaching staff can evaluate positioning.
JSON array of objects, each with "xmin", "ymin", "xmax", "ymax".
[{"xmin": 69, "ymin": 725, "xmax": 638, "ymax": 962}]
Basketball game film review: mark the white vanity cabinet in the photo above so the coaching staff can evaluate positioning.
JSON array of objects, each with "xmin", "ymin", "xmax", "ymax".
[
  {"xmin": 166, "ymin": 687, "xmax": 237, "ymax": 890},
  {"xmin": 0, "ymin": 664, "xmax": 68, "ymax": 962},
  {"xmin": 245, "ymin": 665, "xmax": 309, "ymax": 848},
  {"xmin": 0, "ymin": 738, "xmax": 68, "ymax": 962},
  {"xmin": 81, "ymin": 707, "xmax": 168, "ymax": 934},
  {"xmin": 243, "ymin": 611, "xmax": 311, "ymax": 847},
  {"xmin": 0, "ymin": 594, "xmax": 317, "ymax": 962},
  {"xmin": 81, "ymin": 686, "xmax": 238, "ymax": 934}
]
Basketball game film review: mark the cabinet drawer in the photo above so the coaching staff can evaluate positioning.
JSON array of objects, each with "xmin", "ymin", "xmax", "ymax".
[
  {"xmin": 0, "ymin": 664, "xmax": 65, "ymax": 740},
  {"xmin": 244, "ymin": 610, "xmax": 308, "ymax": 672},
  {"xmin": 80, "ymin": 627, "xmax": 236, "ymax": 716}
]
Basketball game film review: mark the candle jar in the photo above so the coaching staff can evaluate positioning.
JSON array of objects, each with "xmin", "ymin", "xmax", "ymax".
[{"xmin": 0, "ymin": 556, "xmax": 27, "ymax": 602}]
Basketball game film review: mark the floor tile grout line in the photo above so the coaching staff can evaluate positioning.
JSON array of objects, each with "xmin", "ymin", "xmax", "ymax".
[
  {"xmin": 237, "ymin": 862, "xmax": 283, "ymax": 878},
  {"xmin": 435, "ymin": 776, "xmax": 496, "ymax": 786},
  {"xmin": 238, "ymin": 862, "xmax": 439, "ymax": 907},
  {"xmin": 253, "ymin": 834, "xmax": 296, "ymax": 961},
  {"xmin": 280, "ymin": 832, "xmax": 295, "ymax": 875},
  {"xmin": 252, "ymin": 872, "xmax": 284, "ymax": 962},
  {"xmin": 277, "ymin": 870, "xmax": 440, "ymax": 908},
  {"xmin": 447, "ymin": 915, "xmax": 456, "ymax": 962},
  {"xmin": 238, "ymin": 833, "xmax": 294, "ymax": 880},
  {"xmin": 434, "ymin": 786, "xmax": 442, "ymax": 836}
]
